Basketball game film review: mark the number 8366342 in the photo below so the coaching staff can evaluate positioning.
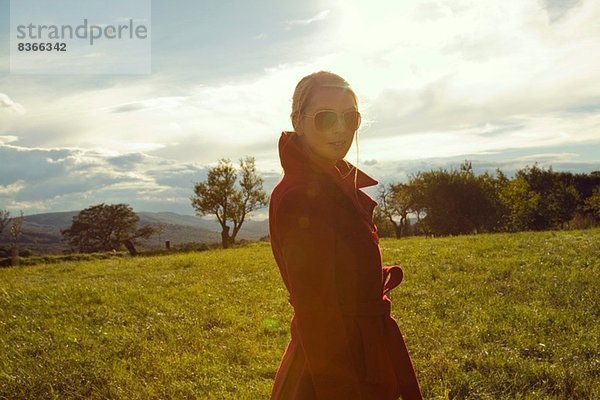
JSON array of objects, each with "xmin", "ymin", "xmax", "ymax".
[{"xmin": 17, "ymin": 42, "xmax": 66, "ymax": 52}]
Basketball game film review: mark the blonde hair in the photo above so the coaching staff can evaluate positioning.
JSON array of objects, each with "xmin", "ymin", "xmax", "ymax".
[{"xmin": 291, "ymin": 71, "xmax": 358, "ymax": 131}]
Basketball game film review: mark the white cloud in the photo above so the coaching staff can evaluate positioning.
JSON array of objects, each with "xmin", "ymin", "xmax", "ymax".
[
  {"xmin": 0, "ymin": 180, "xmax": 26, "ymax": 195},
  {"xmin": 356, "ymin": 110, "xmax": 600, "ymax": 163},
  {"xmin": 284, "ymin": 10, "xmax": 330, "ymax": 29},
  {"xmin": 107, "ymin": 96, "xmax": 187, "ymax": 113},
  {"xmin": 0, "ymin": 143, "xmax": 281, "ymax": 216},
  {"xmin": 0, "ymin": 136, "xmax": 19, "ymax": 145},
  {"xmin": 0, "ymin": 93, "xmax": 25, "ymax": 115},
  {"xmin": 1, "ymin": 68, "xmax": 305, "ymax": 164},
  {"xmin": 542, "ymin": 0, "xmax": 582, "ymax": 22},
  {"xmin": 512, "ymin": 152, "xmax": 580, "ymax": 163}
]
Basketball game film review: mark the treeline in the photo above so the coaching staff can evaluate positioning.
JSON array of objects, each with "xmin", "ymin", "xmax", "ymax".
[{"xmin": 375, "ymin": 162, "xmax": 600, "ymax": 238}]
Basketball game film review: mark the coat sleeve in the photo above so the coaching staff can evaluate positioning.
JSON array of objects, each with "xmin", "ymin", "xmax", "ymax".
[{"xmin": 273, "ymin": 186, "xmax": 363, "ymax": 399}]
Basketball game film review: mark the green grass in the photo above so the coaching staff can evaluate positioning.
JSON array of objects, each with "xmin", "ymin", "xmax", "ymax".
[{"xmin": 1, "ymin": 229, "xmax": 599, "ymax": 399}]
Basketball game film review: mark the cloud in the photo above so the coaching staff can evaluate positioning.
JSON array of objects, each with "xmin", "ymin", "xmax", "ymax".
[
  {"xmin": 0, "ymin": 180, "xmax": 26, "ymax": 195},
  {"xmin": 356, "ymin": 109, "xmax": 600, "ymax": 165},
  {"xmin": 0, "ymin": 70, "xmax": 298, "ymax": 161},
  {"xmin": 107, "ymin": 96, "xmax": 186, "ymax": 113},
  {"xmin": 510, "ymin": 152, "xmax": 580, "ymax": 164},
  {"xmin": 414, "ymin": 2, "xmax": 451, "ymax": 21},
  {"xmin": 110, "ymin": 103, "xmax": 147, "ymax": 113},
  {"xmin": 358, "ymin": 150, "xmax": 599, "ymax": 193},
  {"xmin": 0, "ymin": 93, "xmax": 25, "ymax": 115},
  {"xmin": 0, "ymin": 143, "xmax": 278, "ymax": 217},
  {"xmin": 0, "ymin": 136, "xmax": 18, "ymax": 145},
  {"xmin": 284, "ymin": 10, "xmax": 330, "ymax": 29},
  {"xmin": 0, "ymin": 145, "xmax": 165, "ymax": 210},
  {"xmin": 106, "ymin": 153, "xmax": 148, "ymax": 169},
  {"xmin": 441, "ymin": 33, "xmax": 513, "ymax": 62},
  {"xmin": 362, "ymin": 0, "xmax": 600, "ymax": 152},
  {"xmin": 542, "ymin": 0, "xmax": 582, "ymax": 22},
  {"xmin": 368, "ymin": 74, "xmax": 600, "ymax": 143}
]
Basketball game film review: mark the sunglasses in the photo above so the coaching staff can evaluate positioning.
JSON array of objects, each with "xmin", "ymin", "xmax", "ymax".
[{"xmin": 302, "ymin": 110, "xmax": 361, "ymax": 132}]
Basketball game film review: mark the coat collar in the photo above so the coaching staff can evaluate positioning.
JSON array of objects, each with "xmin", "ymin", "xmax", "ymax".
[{"xmin": 278, "ymin": 131, "xmax": 378, "ymax": 189}]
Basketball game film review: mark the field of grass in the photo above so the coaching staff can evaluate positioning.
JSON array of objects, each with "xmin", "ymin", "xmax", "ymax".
[{"xmin": 1, "ymin": 229, "xmax": 599, "ymax": 399}]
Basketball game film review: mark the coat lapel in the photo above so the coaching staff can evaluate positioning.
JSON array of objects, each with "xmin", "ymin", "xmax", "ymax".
[{"xmin": 278, "ymin": 131, "xmax": 379, "ymax": 223}]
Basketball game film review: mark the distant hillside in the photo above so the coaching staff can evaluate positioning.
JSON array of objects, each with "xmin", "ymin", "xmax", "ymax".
[{"xmin": 0, "ymin": 211, "xmax": 269, "ymax": 254}]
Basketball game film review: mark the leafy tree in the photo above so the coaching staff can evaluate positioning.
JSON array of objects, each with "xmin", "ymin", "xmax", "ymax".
[
  {"xmin": 584, "ymin": 186, "xmax": 600, "ymax": 219},
  {"xmin": 405, "ymin": 175, "xmax": 427, "ymax": 235},
  {"xmin": 565, "ymin": 171, "xmax": 600, "ymax": 200},
  {"xmin": 61, "ymin": 203, "xmax": 155, "ymax": 254},
  {"xmin": 408, "ymin": 166, "xmax": 497, "ymax": 236},
  {"xmin": 516, "ymin": 164, "xmax": 580, "ymax": 230},
  {"xmin": 474, "ymin": 171, "xmax": 504, "ymax": 232},
  {"xmin": 548, "ymin": 181, "xmax": 580, "ymax": 229},
  {"xmin": 381, "ymin": 166, "xmax": 598, "ymax": 236},
  {"xmin": 497, "ymin": 175, "xmax": 540, "ymax": 232},
  {"xmin": 191, "ymin": 157, "xmax": 268, "ymax": 248}
]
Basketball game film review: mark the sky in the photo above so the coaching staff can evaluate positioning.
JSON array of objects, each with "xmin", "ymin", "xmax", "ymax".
[{"xmin": 0, "ymin": 0, "xmax": 599, "ymax": 217}]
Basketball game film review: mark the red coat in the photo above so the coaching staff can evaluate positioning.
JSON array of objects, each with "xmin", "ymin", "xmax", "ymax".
[{"xmin": 269, "ymin": 132, "xmax": 423, "ymax": 400}]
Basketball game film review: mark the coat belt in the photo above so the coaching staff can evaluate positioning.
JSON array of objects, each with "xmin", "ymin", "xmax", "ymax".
[
  {"xmin": 339, "ymin": 296, "xmax": 391, "ymax": 316},
  {"xmin": 382, "ymin": 265, "xmax": 403, "ymax": 296},
  {"xmin": 287, "ymin": 265, "xmax": 405, "ymax": 385},
  {"xmin": 287, "ymin": 265, "xmax": 404, "ymax": 316}
]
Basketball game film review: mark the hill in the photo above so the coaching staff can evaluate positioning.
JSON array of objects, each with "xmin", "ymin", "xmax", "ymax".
[
  {"xmin": 0, "ymin": 229, "xmax": 598, "ymax": 398},
  {"xmin": 0, "ymin": 211, "xmax": 269, "ymax": 253}
]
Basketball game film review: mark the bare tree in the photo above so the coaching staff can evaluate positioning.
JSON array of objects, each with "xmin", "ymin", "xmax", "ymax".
[
  {"xmin": 9, "ymin": 211, "xmax": 24, "ymax": 266},
  {"xmin": 0, "ymin": 210, "xmax": 10, "ymax": 235},
  {"xmin": 377, "ymin": 183, "xmax": 412, "ymax": 238}
]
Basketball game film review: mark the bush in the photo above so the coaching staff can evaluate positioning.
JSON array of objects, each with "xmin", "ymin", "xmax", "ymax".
[{"xmin": 569, "ymin": 211, "xmax": 598, "ymax": 230}]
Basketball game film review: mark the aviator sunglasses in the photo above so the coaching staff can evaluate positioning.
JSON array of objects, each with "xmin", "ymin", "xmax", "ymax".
[{"xmin": 302, "ymin": 110, "xmax": 361, "ymax": 132}]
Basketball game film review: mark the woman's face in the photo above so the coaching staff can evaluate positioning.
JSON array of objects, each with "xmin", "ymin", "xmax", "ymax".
[{"xmin": 298, "ymin": 87, "xmax": 358, "ymax": 165}]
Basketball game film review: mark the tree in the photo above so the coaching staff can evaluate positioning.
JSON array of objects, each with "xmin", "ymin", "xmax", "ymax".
[
  {"xmin": 372, "ymin": 206, "xmax": 396, "ymax": 238},
  {"xmin": 408, "ymin": 167, "xmax": 497, "ymax": 236},
  {"xmin": 191, "ymin": 157, "xmax": 268, "ymax": 249},
  {"xmin": 547, "ymin": 181, "xmax": 580, "ymax": 229},
  {"xmin": 497, "ymin": 175, "xmax": 540, "ymax": 232},
  {"xmin": 476, "ymin": 171, "xmax": 504, "ymax": 232},
  {"xmin": 405, "ymin": 174, "xmax": 428, "ymax": 235},
  {"xmin": 0, "ymin": 210, "xmax": 10, "ymax": 235},
  {"xmin": 9, "ymin": 211, "xmax": 24, "ymax": 266},
  {"xmin": 584, "ymin": 186, "xmax": 600, "ymax": 219},
  {"xmin": 377, "ymin": 183, "xmax": 413, "ymax": 238},
  {"xmin": 516, "ymin": 164, "xmax": 580, "ymax": 230},
  {"xmin": 61, "ymin": 203, "xmax": 155, "ymax": 254}
]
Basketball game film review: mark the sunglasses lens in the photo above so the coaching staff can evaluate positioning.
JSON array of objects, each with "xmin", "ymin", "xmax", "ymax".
[
  {"xmin": 312, "ymin": 111, "xmax": 361, "ymax": 131},
  {"xmin": 344, "ymin": 111, "xmax": 361, "ymax": 131},
  {"xmin": 314, "ymin": 111, "xmax": 338, "ymax": 131}
]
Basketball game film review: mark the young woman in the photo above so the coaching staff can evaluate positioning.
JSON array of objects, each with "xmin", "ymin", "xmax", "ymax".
[{"xmin": 269, "ymin": 71, "xmax": 422, "ymax": 400}]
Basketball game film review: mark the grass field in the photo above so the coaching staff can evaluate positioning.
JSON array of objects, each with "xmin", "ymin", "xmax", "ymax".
[{"xmin": 1, "ymin": 229, "xmax": 599, "ymax": 399}]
